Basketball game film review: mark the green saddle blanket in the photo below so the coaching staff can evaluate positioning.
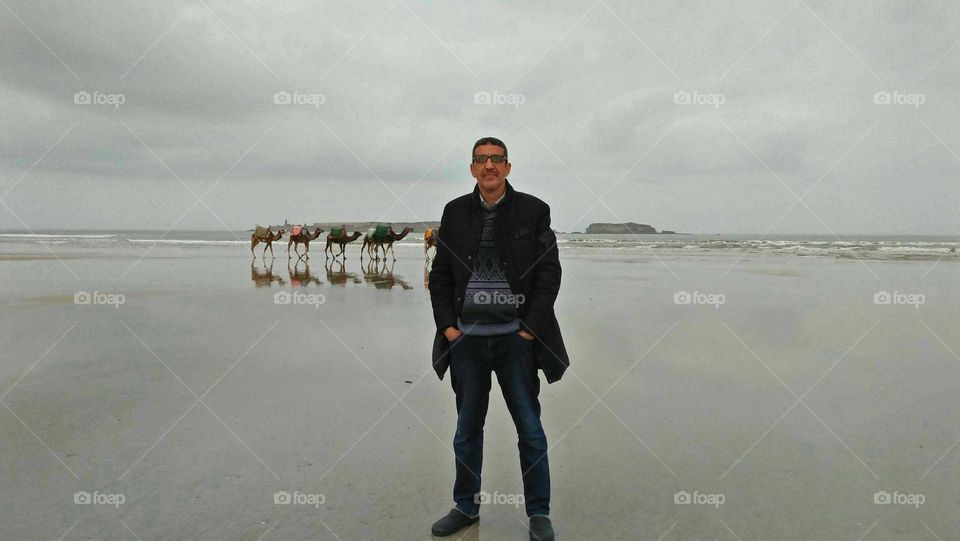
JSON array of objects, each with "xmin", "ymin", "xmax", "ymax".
[{"xmin": 371, "ymin": 224, "xmax": 389, "ymax": 241}]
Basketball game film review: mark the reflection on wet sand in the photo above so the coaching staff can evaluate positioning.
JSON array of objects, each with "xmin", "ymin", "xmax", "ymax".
[
  {"xmin": 251, "ymin": 256, "xmax": 415, "ymax": 290},
  {"xmin": 250, "ymin": 258, "xmax": 286, "ymax": 287},
  {"xmin": 325, "ymin": 259, "xmax": 363, "ymax": 286},
  {"xmin": 363, "ymin": 258, "xmax": 413, "ymax": 290},
  {"xmin": 439, "ymin": 524, "xmax": 479, "ymax": 540},
  {"xmin": 287, "ymin": 260, "xmax": 323, "ymax": 287}
]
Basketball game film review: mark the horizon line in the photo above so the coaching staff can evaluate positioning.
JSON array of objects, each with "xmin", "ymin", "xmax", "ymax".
[{"xmin": 0, "ymin": 228, "xmax": 957, "ymax": 238}]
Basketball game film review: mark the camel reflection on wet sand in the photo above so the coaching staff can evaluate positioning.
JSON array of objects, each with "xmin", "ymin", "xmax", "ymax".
[
  {"xmin": 362, "ymin": 258, "xmax": 413, "ymax": 290},
  {"xmin": 324, "ymin": 259, "xmax": 363, "ymax": 285},
  {"xmin": 287, "ymin": 260, "xmax": 323, "ymax": 287},
  {"xmin": 250, "ymin": 259, "xmax": 286, "ymax": 287},
  {"xmin": 252, "ymin": 256, "xmax": 412, "ymax": 290}
]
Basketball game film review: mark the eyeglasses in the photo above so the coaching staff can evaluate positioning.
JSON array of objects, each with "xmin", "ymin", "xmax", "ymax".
[{"xmin": 473, "ymin": 154, "xmax": 507, "ymax": 164}]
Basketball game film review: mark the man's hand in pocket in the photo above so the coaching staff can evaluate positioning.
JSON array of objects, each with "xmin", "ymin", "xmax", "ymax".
[{"xmin": 444, "ymin": 327, "xmax": 462, "ymax": 342}]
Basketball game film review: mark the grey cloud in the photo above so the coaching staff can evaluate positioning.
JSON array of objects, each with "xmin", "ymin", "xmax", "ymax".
[{"xmin": 1, "ymin": 0, "xmax": 958, "ymax": 234}]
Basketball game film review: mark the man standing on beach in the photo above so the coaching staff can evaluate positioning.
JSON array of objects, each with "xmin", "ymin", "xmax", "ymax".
[{"xmin": 428, "ymin": 137, "xmax": 570, "ymax": 540}]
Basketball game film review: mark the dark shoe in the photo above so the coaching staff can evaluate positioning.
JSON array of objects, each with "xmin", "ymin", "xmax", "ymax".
[
  {"xmin": 431, "ymin": 508, "xmax": 479, "ymax": 537},
  {"xmin": 529, "ymin": 515, "xmax": 554, "ymax": 541}
]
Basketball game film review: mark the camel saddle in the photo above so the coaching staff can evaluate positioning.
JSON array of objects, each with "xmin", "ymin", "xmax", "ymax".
[
  {"xmin": 331, "ymin": 227, "xmax": 345, "ymax": 237},
  {"xmin": 291, "ymin": 225, "xmax": 304, "ymax": 237},
  {"xmin": 371, "ymin": 224, "xmax": 389, "ymax": 241},
  {"xmin": 253, "ymin": 226, "xmax": 272, "ymax": 240}
]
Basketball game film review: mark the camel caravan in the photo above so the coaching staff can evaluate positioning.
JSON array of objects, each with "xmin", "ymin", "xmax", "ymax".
[{"xmin": 250, "ymin": 223, "xmax": 432, "ymax": 262}]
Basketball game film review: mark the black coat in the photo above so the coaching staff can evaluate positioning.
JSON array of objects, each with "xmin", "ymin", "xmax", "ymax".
[{"xmin": 428, "ymin": 179, "xmax": 570, "ymax": 383}]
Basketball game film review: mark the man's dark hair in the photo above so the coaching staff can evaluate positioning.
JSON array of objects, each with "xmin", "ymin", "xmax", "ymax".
[{"xmin": 472, "ymin": 137, "xmax": 508, "ymax": 161}]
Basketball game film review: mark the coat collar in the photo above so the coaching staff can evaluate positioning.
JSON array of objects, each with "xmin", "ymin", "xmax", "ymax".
[{"xmin": 471, "ymin": 179, "xmax": 514, "ymax": 212}]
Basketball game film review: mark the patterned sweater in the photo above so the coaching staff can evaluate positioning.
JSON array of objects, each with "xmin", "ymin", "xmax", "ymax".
[{"xmin": 457, "ymin": 190, "xmax": 521, "ymax": 336}]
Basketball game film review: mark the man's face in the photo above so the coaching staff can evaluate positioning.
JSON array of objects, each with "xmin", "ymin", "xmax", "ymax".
[{"xmin": 470, "ymin": 143, "xmax": 511, "ymax": 193}]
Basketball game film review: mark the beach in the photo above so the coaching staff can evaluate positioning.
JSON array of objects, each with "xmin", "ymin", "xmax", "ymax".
[{"xmin": 2, "ymin": 233, "xmax": 959, "ymax": 540}]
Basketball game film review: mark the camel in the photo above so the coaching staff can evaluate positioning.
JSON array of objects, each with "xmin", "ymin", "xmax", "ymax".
[
  {"xmin": 287, "ymin": 226, "xmax": 324, "ymax": 260},
  {"xmin": 361, "ymin": 224, "xmax": 390, "ymax": 260},
  {"xmin": 361, "ymin": 227, "xmax": 382, "ymax": 260},
  {"xmin": 325, "ymin": 231, "xmax": 363, "ymax": 259},
  {"xmin": 250, "ymin": 228, "xmax": 285, "ymax": 258},
  {"xmin": 362, "ymin": 226, "xmax": 414, "ymax": 261},
  {"xmin": 424, "ymin": 227, "xmax": 439, "ymax": 262}
]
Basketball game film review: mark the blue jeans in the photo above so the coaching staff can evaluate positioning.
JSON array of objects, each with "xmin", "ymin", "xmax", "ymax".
[{"xmin": 449, "ymin": 332, "xmax": 550, "ymax": 517}]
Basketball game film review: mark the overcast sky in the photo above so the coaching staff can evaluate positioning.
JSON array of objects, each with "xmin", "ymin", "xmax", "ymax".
[{"xmin": 1, "ymin": 0, "xmax": 958, "ymax": 234}]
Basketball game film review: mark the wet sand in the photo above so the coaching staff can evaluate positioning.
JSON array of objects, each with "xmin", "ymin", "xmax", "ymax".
[{"xmin": 1, "ymin": 243, "xmax": 959, "ymax": 540}]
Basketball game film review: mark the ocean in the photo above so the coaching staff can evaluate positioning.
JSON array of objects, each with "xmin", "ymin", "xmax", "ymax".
[{"xmin": 1, "ymin": 230, "xmax": 957, "ymax": 260}]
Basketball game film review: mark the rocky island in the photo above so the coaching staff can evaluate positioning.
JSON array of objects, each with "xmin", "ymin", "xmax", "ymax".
[{"xmin": 584, "ymin": 222, "xmax": 677, "ymax": 234}]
